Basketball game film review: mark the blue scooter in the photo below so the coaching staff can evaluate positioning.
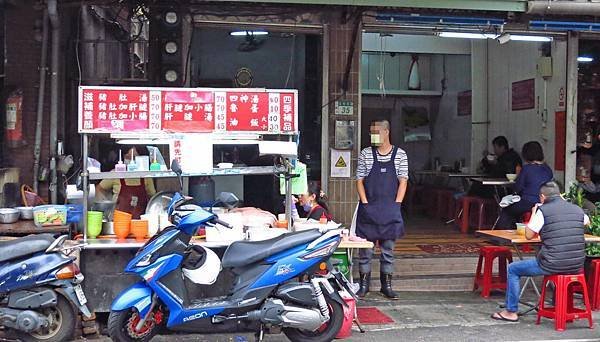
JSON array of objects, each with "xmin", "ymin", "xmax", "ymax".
[
  {"xmin": 0, "ymin": 234, "xmax": 91, "ymax": 342},
  {"xmin": 108, "ymin": 161, "xmax": 356, "ymax": 342}
]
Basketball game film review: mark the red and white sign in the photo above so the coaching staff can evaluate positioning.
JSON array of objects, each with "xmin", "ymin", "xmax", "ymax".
[{"xmin": 78, "ymin": 86, "xmax": 298, "ymax": 134}]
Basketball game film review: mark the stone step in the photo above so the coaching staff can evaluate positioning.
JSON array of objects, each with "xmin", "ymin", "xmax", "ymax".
[
  {"xmin": 349, "ymin": 256, "xmax": 486, "ymax": 292},
  {"xmin": 352, "ymin": 256, "xmax": 481, "ymax": 277}
]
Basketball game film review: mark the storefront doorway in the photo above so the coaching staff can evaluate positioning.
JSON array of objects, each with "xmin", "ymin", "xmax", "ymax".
[
  {"xmin": 189, "ymin": 27, "xmax": 323, "ymax": 212},
  {"xmin": 359, "ymin": 29, "xmax": 568, "ymax": 290}
]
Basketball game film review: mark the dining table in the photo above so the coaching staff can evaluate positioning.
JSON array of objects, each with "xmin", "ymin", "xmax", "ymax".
[{"xmin": 476, "ymin": 229, "xmax": 600, "ymax": 315}]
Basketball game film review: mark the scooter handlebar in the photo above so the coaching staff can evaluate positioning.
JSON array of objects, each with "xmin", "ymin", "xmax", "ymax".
[{"xmin": 213, "ymin": 218, "xmax": 233, "ymax": 229}]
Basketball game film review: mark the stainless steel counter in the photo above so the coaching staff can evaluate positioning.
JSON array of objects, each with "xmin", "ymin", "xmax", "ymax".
[{"xmin": 81, "ymin": 238, "xmax": 232, "ymax": 250}]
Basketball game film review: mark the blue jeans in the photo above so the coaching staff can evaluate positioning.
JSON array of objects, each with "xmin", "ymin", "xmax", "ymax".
[{"xmin": 505, "ymin": 259, "xmax": 549, "ymax": 312}]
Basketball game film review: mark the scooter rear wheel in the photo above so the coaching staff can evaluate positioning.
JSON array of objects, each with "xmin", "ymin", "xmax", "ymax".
[
  {"xmin": 282, "ymin": 295, "xmax": 344, "ymax": 342},
  {"xmin": 108, "ymin": 308, "xmax": 161, "ymax": 342},
  {"xmin": 15, "ymin": 294, "xmax": 76, "ymax": 342}
]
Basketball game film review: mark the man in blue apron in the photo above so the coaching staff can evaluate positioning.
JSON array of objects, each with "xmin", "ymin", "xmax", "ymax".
[{"xmin": 356, "ymin": 120, "xmax": 408, "ymax": 299}]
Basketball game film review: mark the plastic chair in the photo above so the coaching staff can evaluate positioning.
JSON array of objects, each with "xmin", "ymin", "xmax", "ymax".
[
  {"xmin": 536, "ymin": 273, "xmax": 594, "ymax": 331},
  {"xmin": 473, "ymin": 246, "xmax": 513, "ymax": 298}
]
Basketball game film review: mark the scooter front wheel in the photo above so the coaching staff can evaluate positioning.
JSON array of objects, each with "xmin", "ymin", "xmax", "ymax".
[
  {"xmin": 108, "ymin": 308, "xmax": 162, "ymax": 342},
  {"xmin": 283, "ymin": 295, "xmax": 344, "ymax": 342}
]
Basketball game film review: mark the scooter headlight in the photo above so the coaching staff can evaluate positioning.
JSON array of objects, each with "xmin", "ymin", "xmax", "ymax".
[{"xmin": 136, "ymin": 253, "xmax": 153, "ymax": 267}]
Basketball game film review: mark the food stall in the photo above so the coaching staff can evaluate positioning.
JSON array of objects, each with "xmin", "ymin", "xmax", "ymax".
[{"xmin": 75, "ymin": 86, "xmax": 371, "ymax": 313}]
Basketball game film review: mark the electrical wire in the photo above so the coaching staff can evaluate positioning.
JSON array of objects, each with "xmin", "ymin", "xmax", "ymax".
[
  {"xmin": 76, "ymin": 3, "xmax": 83, "ymax": 86},
  {"xmin": 182, "ymin": 23, "xmax": 194, "ymax": 86},
  {"xmin": 284, "ymin": 34, "xmax": 296, "ymax": 88}
]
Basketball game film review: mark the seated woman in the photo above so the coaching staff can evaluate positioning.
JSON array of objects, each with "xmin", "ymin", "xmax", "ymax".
[
  {"xmin": 496, "ymin": 141, "xmax": 553, "ymax": 229},
  {"xmin": 294, "ymin": 181, "xmax": 332, "ymax": 221}
]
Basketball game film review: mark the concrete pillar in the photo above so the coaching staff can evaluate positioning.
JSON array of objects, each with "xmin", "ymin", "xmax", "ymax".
[
  {"xmin": 470, "ymin": 40, "xmax": 489, "ymax": 171},
  {"xmin": 565, "ymin": 32, "xmax": 579, "ymax": 189},
  {"xmin": 325, "ymin": 15, "xmax": 362, "ymax": 226}
]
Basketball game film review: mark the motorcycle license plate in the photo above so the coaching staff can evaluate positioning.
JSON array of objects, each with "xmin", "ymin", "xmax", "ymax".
[{"xmin": 74, "ymin": 284, "xmax": 87, "ymax": 305}]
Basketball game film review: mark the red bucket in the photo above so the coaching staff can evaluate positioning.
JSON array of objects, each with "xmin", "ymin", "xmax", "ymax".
[{"xmin": 336, "ymin": 293, "xmax": 356, "ymax": 339}]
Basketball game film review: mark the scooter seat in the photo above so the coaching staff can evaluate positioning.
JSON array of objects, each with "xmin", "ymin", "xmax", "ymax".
[
  {"xmin": 0, "ymin": 234, "xmax": 55, "ymax": 263},
  {"xmin": 222, "ymin": 229, "xmax": 322, "ymax": 268}
]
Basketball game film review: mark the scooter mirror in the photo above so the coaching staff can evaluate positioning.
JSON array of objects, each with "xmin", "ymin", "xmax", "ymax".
[
  {"xmin": 216, "ymin": 192, "xmax": 239, "ymax": 209},
  {"xmin": 171, "ymin": 160, "xmax": 182, "ymax": 175},
  {"xmin": 170, "ymin": 160, "xmax": 184, "ymax": 191}
]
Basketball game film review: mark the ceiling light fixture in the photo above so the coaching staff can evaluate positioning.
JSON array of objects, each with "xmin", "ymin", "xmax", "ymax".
[{"xmin": 578, "ymin": 56, "xmax": 594, "ymax": 63}]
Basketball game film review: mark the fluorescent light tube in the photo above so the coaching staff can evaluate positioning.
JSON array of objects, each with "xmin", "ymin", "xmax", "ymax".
[
  {"xmin": 230, "ymin": 30, "xmax": 268, "ymax": 36},
  {"xmin": 509, "ymin": 35, "xmax": 552, "ymax": 42},
  {"xmin": 578, "ymin": 56, "xmax": 594, "ymax": 63},
  {"xmin": 438, "ymin": 32, "xmax": 497, "ymax": 39}
]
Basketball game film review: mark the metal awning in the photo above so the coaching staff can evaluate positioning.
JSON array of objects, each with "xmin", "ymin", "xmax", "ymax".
[{"xmin": 209, "ymin": 0, "xmax": 528, "ymax": 12}]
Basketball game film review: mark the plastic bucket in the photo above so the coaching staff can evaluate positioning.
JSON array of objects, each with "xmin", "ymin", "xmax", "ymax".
[{"xmin": 87, "ymin": 211, "xmax": 103, "ymax": 239}]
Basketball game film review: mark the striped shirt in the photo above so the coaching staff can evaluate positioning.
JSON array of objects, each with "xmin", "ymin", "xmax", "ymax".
[{"xmin": 356, "ymin": 146, "xmax": 409, "ymax": 180}]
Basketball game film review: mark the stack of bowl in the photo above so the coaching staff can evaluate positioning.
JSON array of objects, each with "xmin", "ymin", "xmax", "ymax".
[
  {"xmin": 130, "ymin": 220, "xmax": 149, "ymax": 242},
  {"xmin": 113, "ymin": 210, "xmax": 132, "ymax": 240}
]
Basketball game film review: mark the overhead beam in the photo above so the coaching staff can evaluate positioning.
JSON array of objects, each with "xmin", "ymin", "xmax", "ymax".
[{"xmin": 207, "ymin": 0, "xmax": 528, "ymax": 12}]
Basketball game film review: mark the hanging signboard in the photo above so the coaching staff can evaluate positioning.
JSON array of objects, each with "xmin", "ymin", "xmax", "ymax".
[
  {"xmin": 78, "ymin": 86, "xmax": 298, "ymax": 135},
  {"xmin": 457, "ymin": 90, "xmax": 472, "ymax": 116}
]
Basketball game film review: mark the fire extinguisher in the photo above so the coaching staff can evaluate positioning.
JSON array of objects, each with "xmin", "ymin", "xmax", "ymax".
[{"xmin": 5, "ymin": 89, "xmax": 25, "ymax": 148}]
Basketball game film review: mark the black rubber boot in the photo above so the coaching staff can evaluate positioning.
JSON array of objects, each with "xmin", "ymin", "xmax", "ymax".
[
  {"xmin": 357, "ymin": 272, "xmax": 370, "ymax": 298},
  {"xmin": 380, "ymin": 272, "xmax": 399, "ymax": 299}
]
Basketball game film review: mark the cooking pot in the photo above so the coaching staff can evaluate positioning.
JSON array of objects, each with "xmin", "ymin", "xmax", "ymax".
[
  {"xmin": 15, "ymin": 206, "xmax": 33, "ymax": 220},
  {"xmin": 0, "ymin": 208, "xmax": 20, "ymax": 223}
]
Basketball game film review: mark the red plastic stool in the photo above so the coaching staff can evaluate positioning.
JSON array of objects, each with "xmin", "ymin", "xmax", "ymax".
[
  {"xmin": 436, "ymin": 189, "xmax": 455, "ymax": 220},
  {"xmin": 588, "ymin": 259, "xmax": 600, "ymax": 311},
  {"xmin": 536, "ymin": 273, "xmax": 594, "ymax": 331},
  {"xmin": 473, "ymin": 246, "xmax": 513, "ymax": 298},
  {"xmin": 458, "ymin": 196, "xmax": 496, "ymax": 233}
]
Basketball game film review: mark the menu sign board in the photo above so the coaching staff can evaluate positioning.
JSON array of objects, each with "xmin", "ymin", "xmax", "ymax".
[{"xmin": 78, "ymin": 86, "xmax": 298, "ymax": 134}]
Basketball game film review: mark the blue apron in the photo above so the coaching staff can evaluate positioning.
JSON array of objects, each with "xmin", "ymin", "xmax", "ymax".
[{"xmin": 356, "ymin": 147, "xmax": 405, "ymax": 241}]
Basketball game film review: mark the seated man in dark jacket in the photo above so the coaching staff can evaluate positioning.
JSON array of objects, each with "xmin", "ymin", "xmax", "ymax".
[
  {"xmin": 481, "ymin": 136, "xmax": 523, "ymax": 177},
  {"xmin": 491, "ymin": 181, "xmax": 588, "ymax": 322}
]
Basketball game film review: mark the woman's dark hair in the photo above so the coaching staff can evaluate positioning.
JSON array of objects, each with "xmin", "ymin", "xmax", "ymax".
[
  {"xmin": 307, "ymin": 181, "xmax": 329, "ymax": 213},
  {"xmin": 521, "ymin": 141, "xmax": 544, "ymax": 162},
  {"xmin": 492, "ymin": 136, "xmax": 509, "ymax": 149}
]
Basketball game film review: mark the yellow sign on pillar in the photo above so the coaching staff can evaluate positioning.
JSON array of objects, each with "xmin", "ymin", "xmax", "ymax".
[{"xmin": 331, "ymin": 149, "xmax": 351, "ymax": 178}]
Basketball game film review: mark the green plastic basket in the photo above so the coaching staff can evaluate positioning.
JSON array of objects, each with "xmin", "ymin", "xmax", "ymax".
[{"xmin": 330, "ymin": 249, "xmax": 350, "ymax": 280}]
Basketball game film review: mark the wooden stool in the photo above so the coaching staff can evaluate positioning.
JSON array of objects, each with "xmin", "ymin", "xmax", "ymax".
[
  {"xmin": 536, "ymin": 273, "xmax": 594, "ymax": 331},
  {"xmin": 473, "ymin": 246, "xmax": 513, "ymax": 298}
]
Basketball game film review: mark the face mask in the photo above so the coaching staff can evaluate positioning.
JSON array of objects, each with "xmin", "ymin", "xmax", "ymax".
[
  {"xmin": 302, "ymin": 202, "xmax": 312, "ymax": 212},
  {"xmin": 371, "ymin": 134, "xmax": 382, "ymax": 145}
]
